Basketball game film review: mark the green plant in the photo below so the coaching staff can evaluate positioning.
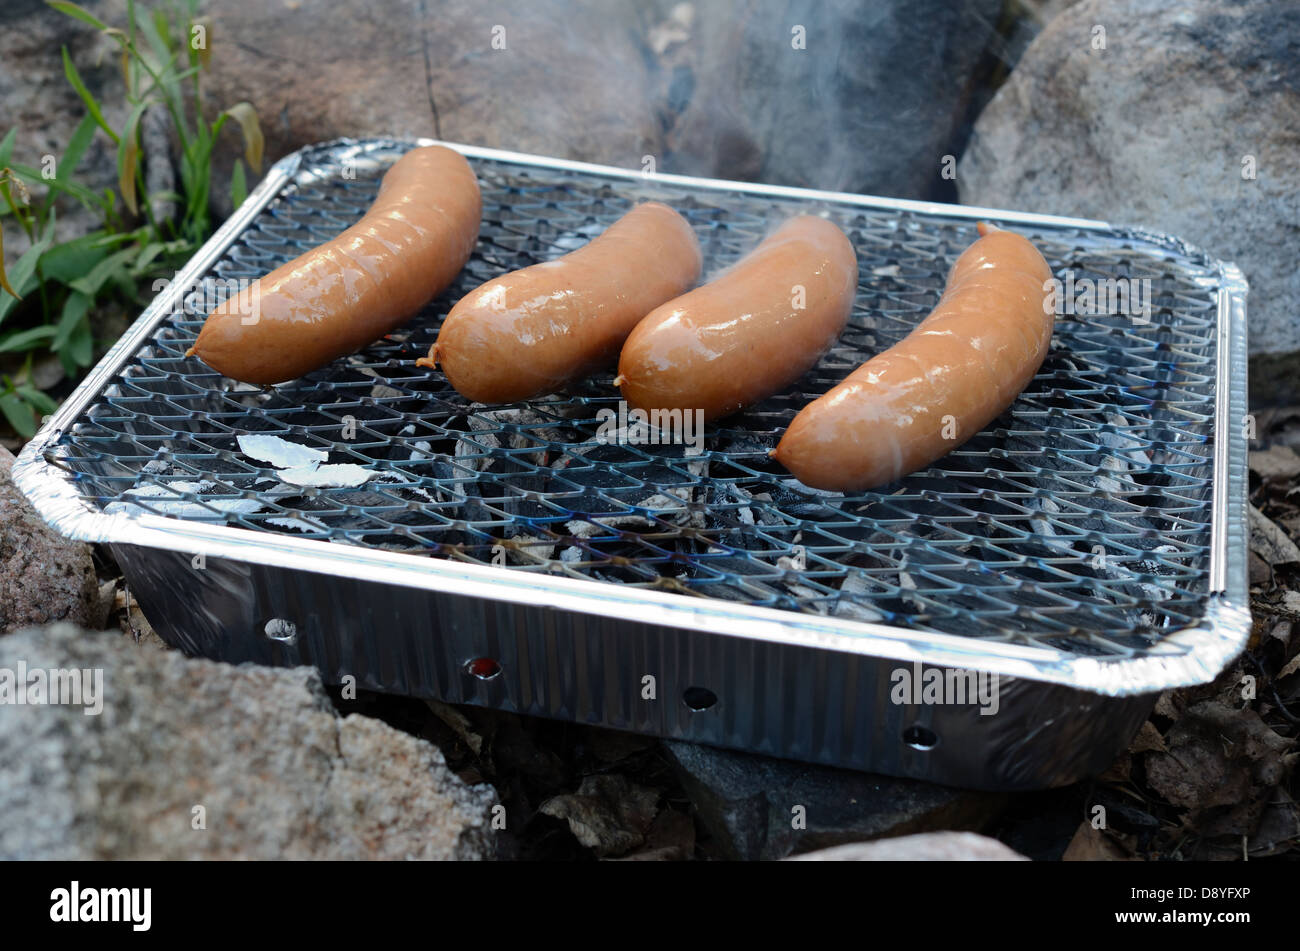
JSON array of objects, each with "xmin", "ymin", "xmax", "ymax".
[{"xmin": 0, "ymin": 0, "xmax": 261, "ymax": 437}]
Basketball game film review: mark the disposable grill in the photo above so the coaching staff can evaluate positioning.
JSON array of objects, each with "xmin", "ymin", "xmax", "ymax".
[{"xmin": 14, "ymin": 138, "xmax": 1250, "ymax": 789}]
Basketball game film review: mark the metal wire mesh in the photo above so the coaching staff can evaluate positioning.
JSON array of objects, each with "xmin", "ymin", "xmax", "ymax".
[{"xmin": 50, "ymin": 140, "xmax": 1224, "ymax": 658}]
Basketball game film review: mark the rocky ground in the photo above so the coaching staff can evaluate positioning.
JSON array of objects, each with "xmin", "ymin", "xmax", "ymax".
[{"xmin": 1, "ymin": 0, "xmax": 1298, "ymax": 859}]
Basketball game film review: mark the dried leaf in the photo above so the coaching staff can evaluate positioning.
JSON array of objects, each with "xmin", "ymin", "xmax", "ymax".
[
  {"xmin": 1248, "ymin": 793, "xmax": 1300, "ymax": 858},
  {"xmin": 222, "ymin": 102, "xmax": 263, "ymax": 173},
  {"xmin": 425, "ymin": 700, "xmax": 483, "ymax": 756},
  {"xmin": 1250, "ymin": 444, "xmax": 1300, "ymax": 480},
  {"xmin": 1062, "ymin": 822, "xmax": 1138, "ymax": 861},
  {"xmin": 1098, "ymin": 755, "xmax": 1131, "ymax": 784},
  {"xmin": 1153, "ymin": 691, "xmax": 1181, "ymax": 720},
  {"xmin": 587, "ymin": 727, "xmax": 656, "ymax": 764},
  {"xmin": 538, "ymin": 775, "xmax": 659, "ymax": 858},
  {"xmin": 1145, "ymin": 701, "xmax": 1296, "ymax": 832},
  {"xmin": 2, "ymin": 167, "xmax": 30, "ymax": 207},
  {"xmin": 1250, "ymin": 552, "xmax": 1271, "ymax": 587},
  {"xmin": 612, "ymin": 809, "xmax": 695, "ymax": 861},
  {"xmin": 1278, "ymin": 652, "xmax": 1300, "ymax": 681},
  {"xmin": 1129, "ymin": 720, "xmax": 1168, "ymax": 754},
  {"xmin": 0, "ymin": 223, "xmax": 19, "ymax": 300},
  {"xmin": 118, "ymin": 119, "xmax": 142, "ymax": 217},
  {"xmin": 99, "ymin": 28, "xmax": 131, "ymax": 88},
  {"xmin": 1248, "ymin": 504, "xmax": 1300, "ymax": 566}
]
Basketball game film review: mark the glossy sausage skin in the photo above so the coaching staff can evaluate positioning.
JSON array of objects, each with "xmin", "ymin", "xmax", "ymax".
[
  {"xmin": 422, "ymin": 202, "xmax": 701, "ymax": 403},
  {"xmin": 615, "ymin": 215, "xmax": 857, "ymax": 422},
  {"xmin": 771, "ymin": 222, "xmax": 1054, "ymax": 492},
  {"xmin": 187, "ymin": 145, "xmax": 481, "ymax": 384}
]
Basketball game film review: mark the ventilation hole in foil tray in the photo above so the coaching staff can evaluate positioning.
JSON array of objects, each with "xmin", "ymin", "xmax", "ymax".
[
  {"xmin": 683, "ymin": 686, "xmax": 718, "ymax": 711},
  {"xmin": 902, "ymin": 725, "xmax": 939, "ymax": 751},
  {"xmin": 464, "ymin": 657, "xmax": 502, "ymax": 680},
  {"xmin": 263, "ymin": 618, "xmax": 298, "ymax": 644}
]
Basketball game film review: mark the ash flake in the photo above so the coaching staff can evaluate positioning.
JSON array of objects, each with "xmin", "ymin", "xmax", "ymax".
[
  {"xmin": 237, "ymin": 434, "xmax": 328, "ymax": 469},
  {"xmin": 277, "ymin": 464, "xmax": 376, "ymax": 488}
]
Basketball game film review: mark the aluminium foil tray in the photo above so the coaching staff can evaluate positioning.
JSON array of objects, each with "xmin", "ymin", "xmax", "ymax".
[{"xmin": 13, "ymin": 138, "xmax": 1250, "ymax": 790}]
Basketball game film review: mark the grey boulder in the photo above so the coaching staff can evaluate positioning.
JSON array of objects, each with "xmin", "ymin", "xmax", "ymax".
[
  {"xmin": 0, "ymin": 447, "xmax": 100, "ymax": 635},
  {"xmin": 0, "ymin": 624, "xmax": 498, "ymax": 859},
  {"xmin": 959, "ymin": 0, "xmax": 1300, "ymax": 404}
]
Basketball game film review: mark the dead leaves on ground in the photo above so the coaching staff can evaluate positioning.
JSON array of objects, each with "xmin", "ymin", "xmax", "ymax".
[
  {"xmin": 1070, "ymin": 419, "xmax": 1300, "ymax": 860},
  {"xmin": 424, "ymin": 701, "xmax": 695, "ymax": 860}
]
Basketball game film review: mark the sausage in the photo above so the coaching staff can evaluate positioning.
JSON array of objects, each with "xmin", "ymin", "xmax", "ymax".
[
  {"xmin": 615, "ymin": 215, "xmax": 857, "ymax": 422},
  {"xmin": 421, "ymin": 202, "xmax": 701, "ymax": 403},
  {"xmin": 771, "ymin": 222, "xmax": 1054, "ymax": 492},
  {"xmin": 186, "ymin": 145, "xmax": 481, "ymax": 384}
]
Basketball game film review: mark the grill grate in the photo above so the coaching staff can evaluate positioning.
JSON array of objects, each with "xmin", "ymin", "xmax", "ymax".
[{"xmin": 51, "ymin": 140, "xmax": 1225, "ymax": 659}]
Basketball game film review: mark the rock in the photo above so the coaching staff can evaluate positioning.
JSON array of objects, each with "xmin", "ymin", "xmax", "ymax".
[
  {"xmin": 5, "ymin": 0, "xmax": 1078, "ymax": 248},
  {"xmin": 0, "ymin": 0, "xmax": 127, "ymax": 261},
  {"xmin": 0, "ymin": 447, "xmax": 100, "ymax": 634},
  {"xmin": 958, "ymin": 0, "xmax": 1300, "ymax": 405},
  {"xmin": 659, "ymin": 0, "xmax": 1005, "ymax": 198},
  {"xmin": 788, "ymin": 831, "xmax": 1028, "ymax": 861},
  {"xmin": 200, "ymin": 0, "xmax": 661, "ymax": 218},
  {"xmin": 663, "ymin": 741, "xmax": 1005, "ymax": 861},
  {"xmin": 197, "ymin": 0, "xmax": 1025, "ymax": 219},
  {"xmin": 0, "ymin": 624, "xmax": 498, "ymax": 859},
  {"xmin": 1017, "ymin": 0, "xmax": 1085, "ymax": 27},
  {"xmin": 141, "ymin": 104, "xmax": 176, "ymax": 226}
]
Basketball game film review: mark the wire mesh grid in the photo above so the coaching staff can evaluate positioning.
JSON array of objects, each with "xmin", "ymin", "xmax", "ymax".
[{"xmin": 47, "ymin": 140, "xmax": 1225, "ymax": 660}]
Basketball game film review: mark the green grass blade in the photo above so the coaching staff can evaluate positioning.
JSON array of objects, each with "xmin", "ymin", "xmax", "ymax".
[
  {"xmin": 16, "ymin": 385, "xmax": 59, "ymax": 416},
  {"xmin": 68, "ymin": 246, "xmax": 137, "ymax": 297},
  {"xmin": 0, "ymin": 128, "xmax": 16, "ymax": 168},
  {"xmin": 66, "ymin": 312, "xmax": 94, "ymax": 366},
  {"xmin": 53, "ymin": 290, "xmax": 92, "ymax": 352},
  {"xmin": 61, "ymin": 47, "xmax": 120, "ymax": 146},
  {"xmin": 0, "ymin": 325, "xmax": 59, "ymax": 353},
  {"xmin": 230, "ymin": 158, "xmax": 247, "ymax": 209},
  {"xmin": 59, "ymin": 113, "xmax": 99, "ymax": 180},
  {"xmin": 0, "ymin": 229, "xmax": 55, "ymax": 325},
  {"xmin": 39, "ymin": 231, "xmax": 114, "ymax": 286},
  {"xmin": 9, "ymin": 163, "xmax": 101, "ymax": 208},
  {"xmin": 46, "ymin": 1, "xmax": 110, "ymax": 31},
  {"xmin": 0, "ymin": 389, "xmax": 38, "ymax": 438}
]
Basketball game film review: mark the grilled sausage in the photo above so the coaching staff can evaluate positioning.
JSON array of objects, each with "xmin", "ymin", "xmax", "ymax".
[
  {"xmin": 187, "ymin": 145, "xmax": 481, "ymax": 384},
  {"xmin": 771, "ymin": 221, "xmax": 1054, "ymax": 492},
  {"xmin": 615, "ymin": 215, "xmax": 857, "ymax": 422},
  {"xmin": 421, "ymin": 202, "xmax": 701, "ymax": 403}
]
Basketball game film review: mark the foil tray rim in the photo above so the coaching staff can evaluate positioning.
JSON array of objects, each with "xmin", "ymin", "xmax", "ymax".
[{"xmin": 12, "ymin": 136, "xmax": 1253, "ymax": 699}]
